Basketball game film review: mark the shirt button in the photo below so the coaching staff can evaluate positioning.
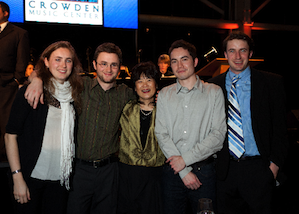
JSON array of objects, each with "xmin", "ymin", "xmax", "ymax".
[
  {"xmin": 184, "ymin": 131, "xmax": 187, "ymax": 134},
  {"xmin": 185, "ymin": 105, "xmax": 188, "ymax": 108}
]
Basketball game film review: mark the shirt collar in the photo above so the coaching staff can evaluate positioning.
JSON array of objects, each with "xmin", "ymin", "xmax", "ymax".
[
  {"xmin": 90, "ymin": 77, "xmax": 116, "ymax": 91},
  {"xmin": 91, "ymin": 78, "xmax": 99, "ymax": 89},
  {"xmin": 176, "ymin": 75, "xmax": 202, "ymax": 94},
  {"xmin": 228, "ymin": 66, "xmax": 251, "ymax": 82},
  {"xmin": 0, "ymin": 21, "xmax": 8, "ymax": 32}
]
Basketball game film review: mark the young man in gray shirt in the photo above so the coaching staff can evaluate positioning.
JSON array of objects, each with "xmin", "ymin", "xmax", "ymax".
[{"xmin": 155, "ymin": 40, "xmax": 226, "ymax": 214}]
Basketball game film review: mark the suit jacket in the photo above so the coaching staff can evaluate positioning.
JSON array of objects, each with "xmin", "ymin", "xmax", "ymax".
[
  {"xmin": 0, "ymin": 22, "xmax": 30, "ymax": 159},
  {"xmin": 209, "ymin": 68, "xmax": 288, "ymax": 180},
  {"xmin": 0, "ymin": 22, "xmax": 30, "ymax": 86}
]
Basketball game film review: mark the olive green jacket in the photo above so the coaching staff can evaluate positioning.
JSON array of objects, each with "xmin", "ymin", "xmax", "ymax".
[{"xmin": 119, "ymin": 100, "xmax": 165, "ymax": 167}]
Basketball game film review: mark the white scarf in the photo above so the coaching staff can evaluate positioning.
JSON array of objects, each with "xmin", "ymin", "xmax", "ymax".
[{"xmin": 52, "ymin": 79, "xmax": 75, "ymax": 190}]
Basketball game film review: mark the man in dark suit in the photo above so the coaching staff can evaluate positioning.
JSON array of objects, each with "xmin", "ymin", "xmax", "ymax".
[
  {"xmin": 209, "ymin": 31, "xmax": 288, "ymax": 214},
  {"xmin": 0, "ymin": 1, "xmax": 30, "ymax": 161}
]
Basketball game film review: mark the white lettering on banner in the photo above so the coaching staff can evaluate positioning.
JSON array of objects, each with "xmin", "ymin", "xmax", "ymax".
[
  {"xmin": 28, "ymin": 1, "xmax": 99, "ymax": 12},
  {"xmin": 26, "ymin": 0, "xmax": 103, "ymax": 25}
]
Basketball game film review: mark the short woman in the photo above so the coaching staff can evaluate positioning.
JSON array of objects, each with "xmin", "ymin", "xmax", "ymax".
[
  {"xmin": 117, "ymin": 61, "xmax": 165, "ymax": 214},
  {"xmin": 5, "ymin": 41, "xmax": 83, "ymax": 214}
]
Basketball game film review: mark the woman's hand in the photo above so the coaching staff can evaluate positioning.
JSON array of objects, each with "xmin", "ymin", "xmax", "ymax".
[
  {"xmin": 13, "ymin": 173, "xmax": 31, "ymax": 204},
  {"xmin": 5, "ymin": 134, "xmax": 31, "ymax": 204}
]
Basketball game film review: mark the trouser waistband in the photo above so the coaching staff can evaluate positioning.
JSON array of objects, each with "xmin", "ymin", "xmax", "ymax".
[{"xmin": 76, "ymin": 154, "xmax": 119, "ymax": 169}]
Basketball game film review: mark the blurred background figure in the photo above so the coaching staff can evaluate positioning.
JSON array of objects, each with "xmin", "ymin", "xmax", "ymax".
[
  {"xmin": 0, "ymin": 1, "xmax": 30, "ymax": 162},
  {"xmin": 117, "ymin": 65, "xmax": 131, "ymax": 79},
  {"xmin": 25, "ymin": 62, "xmax": 34, "ymax": 78},
  {"xmin": 157, "ymin": 54, "xmax": 173, "ymax": 77}
]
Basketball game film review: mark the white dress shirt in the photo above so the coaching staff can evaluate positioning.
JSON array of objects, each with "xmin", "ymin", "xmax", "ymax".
[{"xmin": 0, "ymin": 21, "xmax": 8, "ymax": 32}]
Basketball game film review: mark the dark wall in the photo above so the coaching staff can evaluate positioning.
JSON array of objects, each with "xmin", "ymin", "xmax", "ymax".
[{"xmin": 14, "ymin": 21, "xmax": 299, "ymax": 110}]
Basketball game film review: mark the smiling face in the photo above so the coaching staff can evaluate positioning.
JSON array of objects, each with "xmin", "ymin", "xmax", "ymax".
[
  {"xmin": 170, "ymin": 47, "xmax": 198, "ymax": 82},
  {"xmin": 135, "ymin": 73, "xmax": 156, "ymax": 103},
  {"xmin": 44, "ymin": 47, "xmax": 73, "ymax": 84},
  {"xmin": 93, "ymin": 52, "xmax": 119, "ymax": 86},
  {"xmin": 224, "ymin": 39, "xmax": 253, "ymax": 74}
]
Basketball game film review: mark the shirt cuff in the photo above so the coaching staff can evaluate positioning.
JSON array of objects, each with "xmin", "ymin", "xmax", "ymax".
[
  {"xmin": 178, "ymin": 166, "xmax": 192, "ymax": 179},
  {"xmin": 181, "ymin": 151, "xmax": 194, "ymax": 167}
]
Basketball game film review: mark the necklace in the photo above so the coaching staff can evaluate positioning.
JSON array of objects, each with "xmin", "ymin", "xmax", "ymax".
[{"xmin": 140, "ymin": 109, "xmax": 153, "ymax": 116}]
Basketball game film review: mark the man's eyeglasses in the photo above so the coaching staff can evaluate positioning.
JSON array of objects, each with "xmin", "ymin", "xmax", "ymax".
[{"xmin": 96, "ymin": 62, "xmax": 119, "ymax": 70}]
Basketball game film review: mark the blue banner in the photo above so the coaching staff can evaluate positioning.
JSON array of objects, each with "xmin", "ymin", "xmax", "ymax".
[
  {"xmin": 5, "ymin": 0, "xmax": 137, "ymax": 29},
  {"xmin": 103, "ymin": 0, "xmax": 138, "ymax": 29},
  {"xmin": 3, "ymin": 0, "xmax": 24, "ymax": 23}
]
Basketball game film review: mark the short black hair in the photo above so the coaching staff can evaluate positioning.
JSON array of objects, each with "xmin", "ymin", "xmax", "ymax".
[
  {"xmin": 223, "ymin": 31, "xmax": 254, "ymax": 52},
  {"xmin": 168, "ymin": 39, "xmax": 197, "ymax": 60},
  {"xmin": 0, "ymin": 1, "xmax": 10, "ymax": 20},
  {"xmin": 131, "ymin": 61, "xmax": 161, "ymax": 88}
]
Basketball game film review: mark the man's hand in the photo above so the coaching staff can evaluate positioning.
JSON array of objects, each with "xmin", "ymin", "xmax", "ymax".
[
  {"xmin": 27, "ymin": 69, "xmax": 38, "ymax": 83},
  {"xmin": 166, "ymin": 156, "xmax": 186, "ymax": 174},
  {"xmin": 269, "ymin": 162, "xmax": 279, "ymax": 179},
  {"xmin": 182, "ymin": 172, "xmax": 202, "ymax": 190},
  {"xmin": 24, "ymin": 77, "xmax": 44, "ymax": 109}
]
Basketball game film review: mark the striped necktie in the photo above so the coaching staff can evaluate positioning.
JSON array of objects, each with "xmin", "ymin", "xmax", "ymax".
[{"xmin": 228, "ymin": 76, "xmax": 245, "ymax": 159}]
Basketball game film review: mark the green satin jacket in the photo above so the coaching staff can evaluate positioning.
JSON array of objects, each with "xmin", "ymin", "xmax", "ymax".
[{"xmin": 119, "ymin": 100, "xmax": 165, "ymax": 167}]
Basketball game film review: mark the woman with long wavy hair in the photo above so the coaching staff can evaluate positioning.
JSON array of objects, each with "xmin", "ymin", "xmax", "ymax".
[{"xmin": 5, "ymin": 41, "xmax": 83, "ymax": 214}]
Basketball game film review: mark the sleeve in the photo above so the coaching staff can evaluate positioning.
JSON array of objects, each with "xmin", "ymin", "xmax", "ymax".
[
  {"xmin": 155, "ymin": 90, "xmax": 192, "ymax": 178},
  {"xmin": 6, "ymin": 86, "xmax": 32, "ymax": 135},
  {"xmin": 268, "ymin": 75, "xmax": 288, "ymax": 168},
  {"xmin": 15, "ymin": 30, "xmax": 30, "ymax": 84},
  {"xmin": 181, "ymin": 87, "xmax": 227, "ymax": 167}
]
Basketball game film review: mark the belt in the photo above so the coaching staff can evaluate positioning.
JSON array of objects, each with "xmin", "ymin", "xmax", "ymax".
[
  {"xmin": 77, "ymin": 154, "xmax": 119, "ymax": 169},
  {"xmin": 191, "ymin": 156, "xmax": 215, "ymax": 169},
  {"xmin": 230, "ymin": 155, "xmax": 262, "ymax": 162}
]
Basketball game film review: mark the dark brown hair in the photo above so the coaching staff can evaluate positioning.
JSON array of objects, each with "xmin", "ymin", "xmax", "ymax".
[
  {"xmin": 35, "ymin": 41, "xmax": 83, "ymax": 112},
  {"xmin": 223, "ymin": 31, "xmax": 254, "ymax": 53},
  {"xmin": 0, "ymin": 1, "xmax": 10, "ymax": 19},
  {"xmin": 168, "ymin": 39, "xmax": 197, "ymax": 61},
  {"xmin": 93, "ymin": 42, "xmax": 122, "ymax": 65}
]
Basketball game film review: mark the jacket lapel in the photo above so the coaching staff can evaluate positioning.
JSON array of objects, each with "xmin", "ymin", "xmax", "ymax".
[
  {"xmin": 0, "ymin": 23, "xmax": 14, "ymax": 40},
  {"xmin": 250, "ymin": 68, "xmax": 264, "ymax": 122}
]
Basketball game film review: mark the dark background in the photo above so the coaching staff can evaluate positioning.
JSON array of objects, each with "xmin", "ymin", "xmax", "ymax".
[
  {"xmin": 1, "ymin": 0, "xmax": 299, "ymax": 213},
  {"xmin": 14, "ymin": 0, "xmax": 299, "ymax": 109}
]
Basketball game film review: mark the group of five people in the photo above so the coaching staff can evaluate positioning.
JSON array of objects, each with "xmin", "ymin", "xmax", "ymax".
[{"xmin": 5, "ymin": 30, "xmax": 287, "ymax": 214}]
